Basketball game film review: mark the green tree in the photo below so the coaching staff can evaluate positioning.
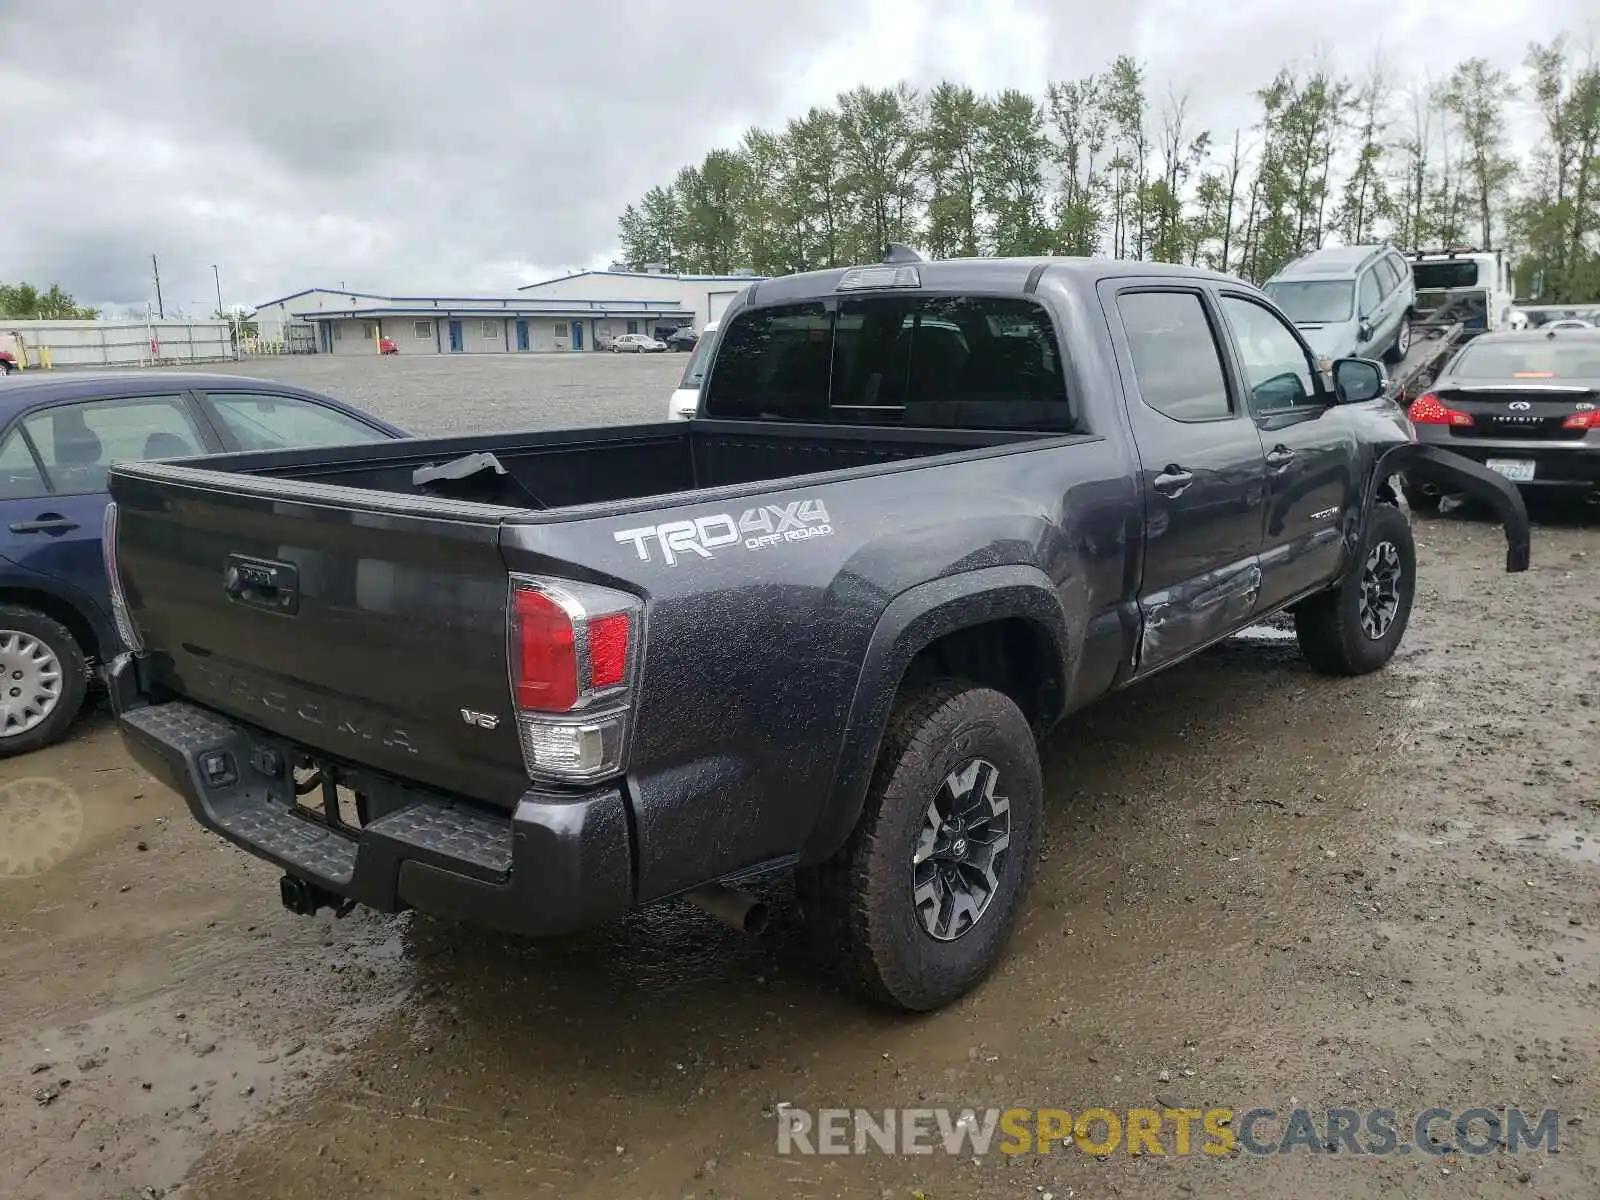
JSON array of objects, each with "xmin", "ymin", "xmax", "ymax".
[
  {"xmin": 1045, "ymin": 73, "xmax": 1110, "ymax": 255},
  {"xmin": 836, "ymin": 83, "xmax": 926, "ymax": 255},
  {"xmin": 979, "ymin": 89, "xmax": 1052, "ymax": 255},
  {"xmin": 1334, "ymin": 56, "xmax": 1394, "ymax": 245},
  {"xmin": 0, "ymin": 282, "xmax": 98, "ymax": 319},
  {"xmin": 675, "ymin": 150, "xmax": 749, "ymax": 273},
  {"xmin": 1510, "ymin": 37, "xmax": 1600, "ymax": 300},
  {"xmin": 924, "ymin": 83, "xmax": 986, "ymax": 257},
  {"xmin": 1440, "ymin": 57, "xmax": 1518, "ymax": 250},
  {"xmin": 617, "ymin": 184, "xmax": 681, "ymax": 269},
  {"xmin": 1103, "ymin": 56, "xmax": 1149, "ymax": 258}
]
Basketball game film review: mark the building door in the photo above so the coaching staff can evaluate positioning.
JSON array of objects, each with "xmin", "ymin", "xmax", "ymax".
[
  {"xmin": 448, "ymin": 320, "xmax": 464, "ymax": 353},
  {"xmin": 570, "ymin": 321, "xmax": 583, "ymax": 350},
  {"xmin": 516, "ymin": 320, "xmax": 529, "ymax": 351},
  {"xmin": 318, "ymin": 324, "xmax": 332, "ymax": 353}
]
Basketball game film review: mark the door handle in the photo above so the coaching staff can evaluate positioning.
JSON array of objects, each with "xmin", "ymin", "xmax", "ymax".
[
  {"xmin": 1265, "ymin": 446, "xmax": 1297, "ymax": 471},
  {"xmin": 9, "ymin": 516, "xmax": 80, "ymax": 534},
  {"xmin": 1152, "ymin": 467, "xmax": 1195, "ymax": 496}
]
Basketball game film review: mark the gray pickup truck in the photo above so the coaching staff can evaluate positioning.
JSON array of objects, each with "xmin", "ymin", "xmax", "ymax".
[{"xmin": 104, "ymin": 252, "xmax": 1527, "ymax": 1012}]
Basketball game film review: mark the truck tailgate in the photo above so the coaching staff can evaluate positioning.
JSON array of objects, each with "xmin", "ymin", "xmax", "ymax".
[{"xmin": 109, "ymin": 462, "xmax": 531, "ymax": 808}]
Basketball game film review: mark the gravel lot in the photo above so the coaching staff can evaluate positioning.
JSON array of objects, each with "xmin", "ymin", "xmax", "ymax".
[
  {"xmin": 183, "ymin": 351, "xmax": 690, "ymax": 434},
  {"xmin": 0, "ymin": 355, "xmax": 1595, "ymax": 1199}
]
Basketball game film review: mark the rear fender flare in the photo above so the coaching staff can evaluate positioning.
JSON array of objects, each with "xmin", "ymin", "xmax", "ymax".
[
  {"xmin": 800, "ymin": 565, "xmax": 1077, "ymax": 866},
  {"xmin": 1381, "ymin": 444, "xmax": 1530, "ymax": 571}
]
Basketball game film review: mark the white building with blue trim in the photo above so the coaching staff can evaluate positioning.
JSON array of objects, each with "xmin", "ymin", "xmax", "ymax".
[{"xmin": 252, "ymin": 267, "xmax": 762, "ymax": 356}]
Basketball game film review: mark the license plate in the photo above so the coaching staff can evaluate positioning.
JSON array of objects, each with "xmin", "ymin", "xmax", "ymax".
[{"xmin": 1485, "ymin": 459, "xmax": 1535, "ymax": 483}]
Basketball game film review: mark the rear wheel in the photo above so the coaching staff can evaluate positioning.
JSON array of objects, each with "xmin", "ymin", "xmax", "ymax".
[
  {"xmin": 796, "ymin": 680, "xmax": 1043, "ymax": 1011},
  {"xmin": 0, "ymin": 605, "xmax": 88, "ymax": 758},
  {"xmin": 1384, "ymin": 313, "xmax": 1412, "ymax": 364},
  {"xmin": 1294, "ymin": 502, "xmax": 1416, "ymax": 676}
]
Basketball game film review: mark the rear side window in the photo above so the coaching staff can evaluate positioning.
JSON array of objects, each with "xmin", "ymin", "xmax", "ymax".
[
  {"xmin": 22, "ymin": 394, "xmax": 206, "ymax": 494},
  {"xmin": 1116, "ymin": 291, "xmax": 1232, "ymax": 422},
  {"xmin": 206, "ymin": 392, "xmax": 390, "ymax": 451},
  {"xmin": 1358, "ymin": 269, "xmax": 1382, "ymax": 315},
  {"xmin": 702, "ymin": 295, "xmax": 1073, "ymax": 431},
  {"xmin": 0, "ymin": 429, "xmax": 47, "ymax": 499},
  {"xmin": 1375, "ymin": 258, "xmax": 1400, "ymax": 295}
]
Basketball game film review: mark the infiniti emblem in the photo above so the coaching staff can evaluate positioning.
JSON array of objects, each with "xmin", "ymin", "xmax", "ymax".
[{"xmin": 1507, "ymin": 401, "xmax": 1532, "ymax": 411}]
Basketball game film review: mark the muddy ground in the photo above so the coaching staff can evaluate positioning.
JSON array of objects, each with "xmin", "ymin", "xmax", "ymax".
[{"xmin": 1, "ymin": 502, "xmax": 1595, "ymax": 1200}]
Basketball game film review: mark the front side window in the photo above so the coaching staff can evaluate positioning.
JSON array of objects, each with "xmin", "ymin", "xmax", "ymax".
[
  {"xmin": 1263, "ymin": 280, "xmax": 1354, "ymax": 324},
  {"xmin": 0, "ymin": 428, "xmax": 47, "ymax": 500},
  {"xmin": 1116, "ymin": 290, "xmax": 1233, "ymax": 422},
  {"xmin": 703, "ymin": 295, "xmax": 1072, "ymax": 431},
  {"xmin": 206, "ymin": 392, "xmax": 389, "ymax": 451},
  {"xmin": 1220, "ymin": 296, "xmax": 1321, "ymax": 413},
  {"xmin": 22, "ymin": 394, "xmax": 207, "ymax": 493}
]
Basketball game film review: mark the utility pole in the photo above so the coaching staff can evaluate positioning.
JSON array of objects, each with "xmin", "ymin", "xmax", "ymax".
[
  {"xmin": 212, "ymin": 264, "xmax": 223, "ymax": 317},
  {"xmin": 152, "ymin": 253, "xmax": 165, "ymax": 319}
]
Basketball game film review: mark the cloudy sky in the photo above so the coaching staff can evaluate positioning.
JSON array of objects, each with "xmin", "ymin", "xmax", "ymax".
[{"xmin": 1, "ymin": 0, "xmax": 1592, "ymax": 312}]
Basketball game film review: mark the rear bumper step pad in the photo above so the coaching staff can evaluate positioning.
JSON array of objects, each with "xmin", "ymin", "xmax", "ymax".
[{"xmin": 116, "ymin": 686, "xmax": 635, "ymax": 937}]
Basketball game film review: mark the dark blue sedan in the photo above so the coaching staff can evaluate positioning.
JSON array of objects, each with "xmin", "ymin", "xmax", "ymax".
[{"xmin": 0, "ymin": 371, "xmax": 407, "ymax": 756}]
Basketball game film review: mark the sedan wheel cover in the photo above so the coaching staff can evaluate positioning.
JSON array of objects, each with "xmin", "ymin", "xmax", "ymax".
[
  {"xmin": 1358, "ymin": 540, "xmax": 1404, "ymax": 640},
  {"xmin": 912, "ymin": 758, "xmax": 1011, "ymax": 942},
  {"xmin": 0, "ymin": 630, "xmax": 64, "ymax": 737}
]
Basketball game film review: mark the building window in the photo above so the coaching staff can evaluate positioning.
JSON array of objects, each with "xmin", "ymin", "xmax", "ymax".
[
  {"xmin": 626, "ymin": 319, "xmax": 639, "ymax": 335},
  {"xmin": 482, "ymin": 320, "xmax": 499, "ymax": 339},
  {"xmin": 333, "ymin": 325, "xmax": 342, "ymax": 341},
  {"xmin": 363, "ymin": 324, "xmax": 374, "ymax": 339},
  {"xmin": 554, "ymin": 322, "xmax": 567, "ymax": 337},
  {"xmin": 414, "ymin": 320, "xmax": 433, "ymax": 340}
]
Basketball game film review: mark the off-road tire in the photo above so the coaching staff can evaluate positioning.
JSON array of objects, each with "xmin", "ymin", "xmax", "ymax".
[
  {"xmin": 0, "ymin": 604, "xmax": 88, "ymax": 758},
  {"xmin": 796, "ymin": 680, "xmax": 1043, "ymax": 1012},
  {"xmin": 1294, "ymin": 503, "xmax": 1416, "ymax": 676}
]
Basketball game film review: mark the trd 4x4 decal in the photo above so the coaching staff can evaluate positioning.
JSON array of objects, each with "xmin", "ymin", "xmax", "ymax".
[{"xmin": 613, "ymin": 498, "xmax": 834, "ymax": 565}]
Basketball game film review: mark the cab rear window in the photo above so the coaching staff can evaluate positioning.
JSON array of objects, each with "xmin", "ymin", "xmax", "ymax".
[
  {"xmin": 1414, "ymin": 261, "xmax": 1482, "ymax": 290},
  {"xmin": 702, "ymin": 295, "xmax": 1075, "ymax": 431}
]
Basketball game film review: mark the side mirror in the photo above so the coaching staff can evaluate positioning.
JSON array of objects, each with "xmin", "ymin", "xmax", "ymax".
[{"xmin": 1332, "ymin": 357, "xmax": 1385, "ymax": 404}]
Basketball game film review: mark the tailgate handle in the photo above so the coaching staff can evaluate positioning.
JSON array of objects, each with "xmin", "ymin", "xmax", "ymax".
[{"xmin": 224, "ymin": 555, "xmax": 300, "ymax": 615}]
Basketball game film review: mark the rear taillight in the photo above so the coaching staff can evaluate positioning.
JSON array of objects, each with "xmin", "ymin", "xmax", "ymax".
[
  {"xmin": 101, "ymin": 502, "xmax": 144, "ymax": 652},
  {"xmin": 507, "ymin": 574, "xmax": 641, "ymax": 784},
  {"xmin": 1408, "ymin": 392, "xmax": 1474, "ymax": 427},
  {"xmin": 1561, "ymin": 410, "xmax": 1600, "ymax": 431}
]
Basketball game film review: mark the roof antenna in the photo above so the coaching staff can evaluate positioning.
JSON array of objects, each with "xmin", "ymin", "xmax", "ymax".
[{"xmin": 882, "ymin": 242, "xmax": 923, "ymax": 264}]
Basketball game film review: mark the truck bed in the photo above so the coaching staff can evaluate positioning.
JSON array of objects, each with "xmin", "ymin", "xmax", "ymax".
[{"xmin": 189, "ymin": 419, "xmax": 1042, "ymax": 515}]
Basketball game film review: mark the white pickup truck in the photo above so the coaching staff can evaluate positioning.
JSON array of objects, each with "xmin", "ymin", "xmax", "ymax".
[
  {"xmin": 665, "ymin": 318, "xmax": 718, "ymax": 420},
  {"xmin": 1407, "ymin": 247, "xmax": 1515, "ymax": 335}
]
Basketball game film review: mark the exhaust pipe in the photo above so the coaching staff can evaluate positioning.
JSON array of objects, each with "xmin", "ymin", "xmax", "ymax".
[{"xmin": 684, "ymin": 883, "xmax": 769, "ymax": 934}]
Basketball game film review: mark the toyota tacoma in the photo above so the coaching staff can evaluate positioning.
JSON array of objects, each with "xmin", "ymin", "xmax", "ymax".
[{"xmin": 103, "ymin": 251, "xmax": 1529, "ymax": 1011}]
